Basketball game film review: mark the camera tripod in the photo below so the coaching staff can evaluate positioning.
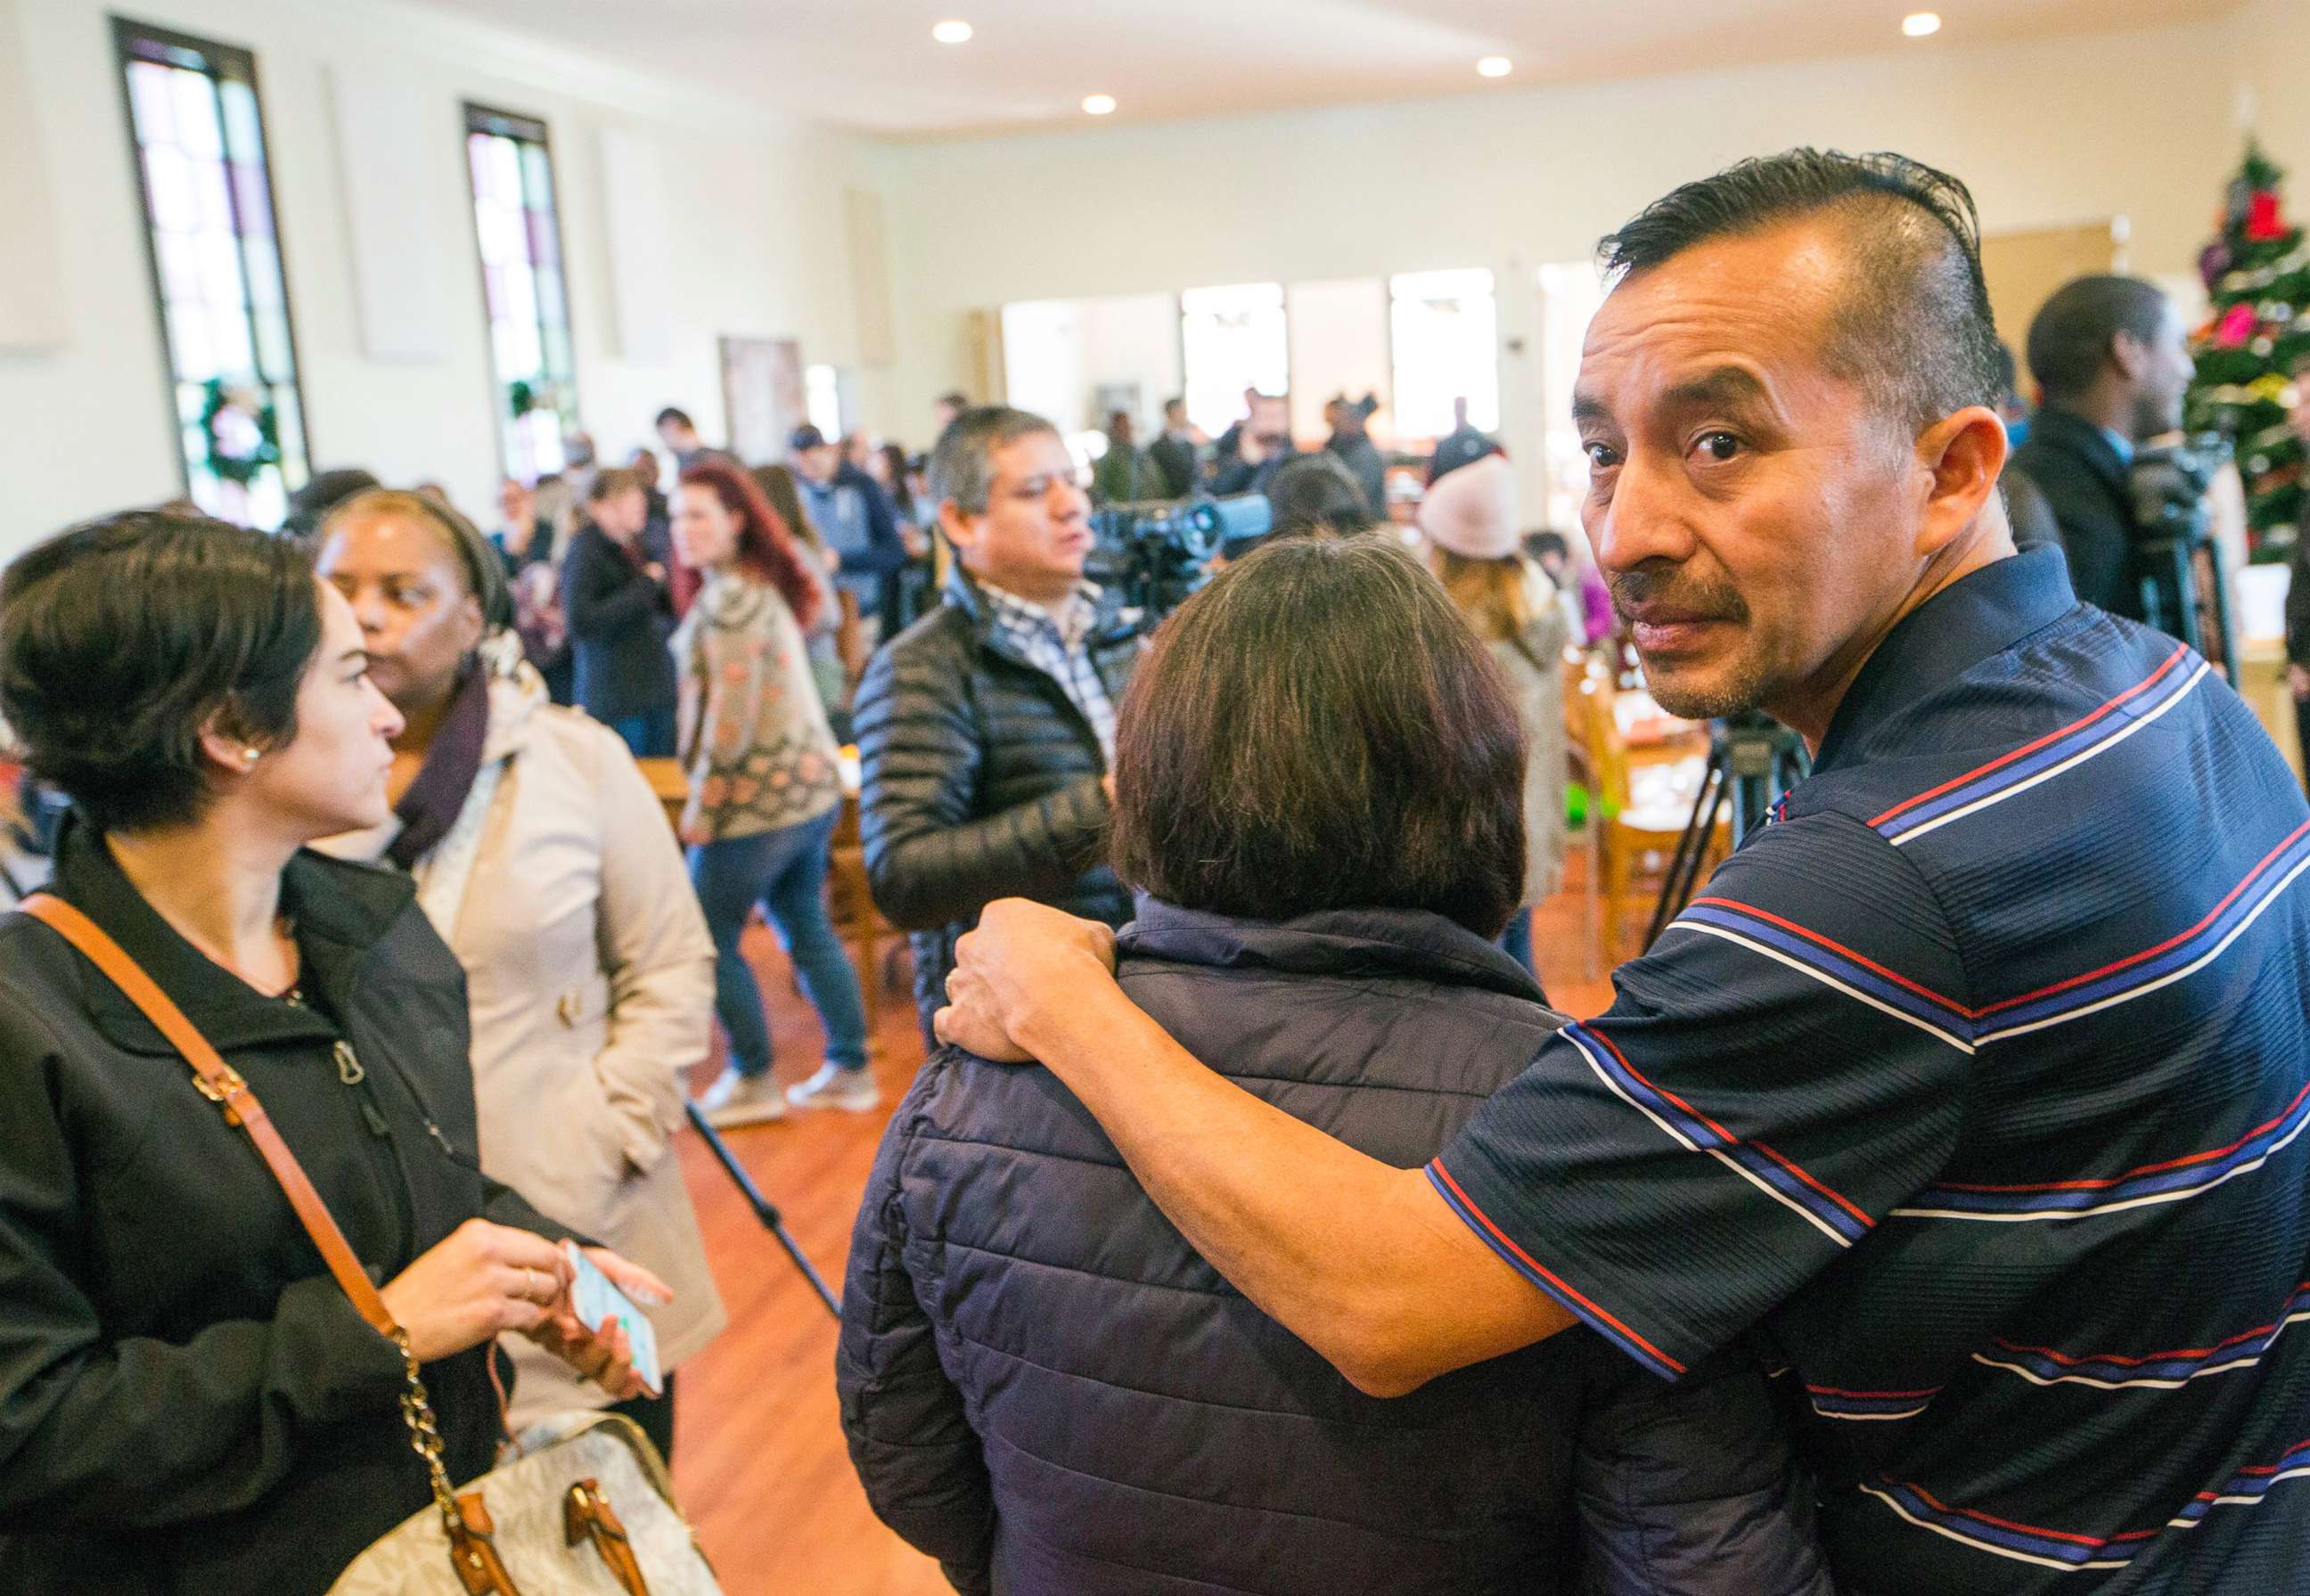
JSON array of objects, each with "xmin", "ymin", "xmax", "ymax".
[
  {"xmin": 684, "ymin": 1103, "xmax": 840, "ymax": 1319},
  {"xmin": 2136, "ymin": 530, "xmax": 2240, "ymax": 689},
  {"xmin": 1643, "ymin": 712, "xmax": 1810, "ymax": 951}
]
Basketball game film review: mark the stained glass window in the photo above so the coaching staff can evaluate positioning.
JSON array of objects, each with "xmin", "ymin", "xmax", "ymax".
[
  {"xmin": 465, "ymin": 105, "xmax": 578, "ymax": 481},
  {"xmin": 114, "ymin": 19, "xmax": 308, "ymax": 529}
]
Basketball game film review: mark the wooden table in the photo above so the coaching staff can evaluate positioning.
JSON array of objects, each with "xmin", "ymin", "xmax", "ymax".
[{"xmin": 2240, "ymin": 638, "xmax": 2304, "ymax": 781}]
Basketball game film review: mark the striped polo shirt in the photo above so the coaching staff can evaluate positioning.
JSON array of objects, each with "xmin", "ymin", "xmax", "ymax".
[{"xmin": 1431, "ymin": 548, "xmax": 2310, "ymax": 1592}]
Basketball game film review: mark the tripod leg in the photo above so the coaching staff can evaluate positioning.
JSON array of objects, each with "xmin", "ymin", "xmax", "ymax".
[
  {"xmin": 1645, "ymin": 765, "xmax": 1726, "ymax": 950},
  {"xmin": 684, "ymin": 1103, "xmax": 841, "ymax": 1318}
]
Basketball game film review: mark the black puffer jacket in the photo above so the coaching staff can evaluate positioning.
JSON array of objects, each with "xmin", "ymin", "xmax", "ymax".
[
  {"xmin": 854, "ymin": 572, "xmax": 1139, "ymax": 1039},
  {"xmin": 0, "ymin": 820, "xmax": 584, "ymax": 1595},
  {"xmin": 837, "ymin": 900, "xmax": 1831, "ymax": 1596}
]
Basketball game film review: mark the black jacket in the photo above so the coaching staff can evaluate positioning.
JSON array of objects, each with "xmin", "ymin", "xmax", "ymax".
[
  {"xmin": 561, "ymin": 524, "xmax": 676, "ymax": 724},
  {"xmin": 838, "ymin": 901, "xmax": 1830, "ymax": 1596},
  {"xmin": 0, "ymin": 821, "xmax": 581, "ymax": 1595},
  {"xmin": 853, "ymin": 573, "xmax": 1139, "ymax": 1040},
  {"xmin": 2007, "ymin": 407, "xmax": 2144, "ymax": 619},
  {"xmin": 1147, "ymin": 431, "xmax": 1200, "ymax": 499},
  {"xmin": 1209, "ymin": 441, "xmax": 1297, "ymax": 498}
]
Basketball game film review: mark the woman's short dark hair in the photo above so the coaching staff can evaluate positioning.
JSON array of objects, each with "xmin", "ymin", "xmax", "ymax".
[
  {"xmin": 0, "ymin": 512, "xmax": 321, "ymax": 833},
  {"xmin": 1110, "ymin": 536, "xmax": 1526, "ymax": 936}
]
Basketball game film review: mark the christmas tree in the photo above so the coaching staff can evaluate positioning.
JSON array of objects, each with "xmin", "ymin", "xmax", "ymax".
[{"xmin": 2187, "ymin": 142, "xmax": 2310, "ymax": 562}]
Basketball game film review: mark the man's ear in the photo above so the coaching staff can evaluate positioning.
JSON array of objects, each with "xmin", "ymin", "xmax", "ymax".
[
  {"xmin": 938, "ymin": 499, "xmax": 979, "ymax": 554},
  {"xmin": 1913, "ymin": 404, "xmax": 2009, "ymax": 560},
  {"xmin": 2109, "ymin": 329, "xmax": 2150, "ymax": 384}
]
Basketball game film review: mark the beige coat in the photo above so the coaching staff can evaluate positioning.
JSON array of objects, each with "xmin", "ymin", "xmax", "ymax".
[{"xmin": 323, "ymin": 660, "xmax": 725, "ymax": 1428}]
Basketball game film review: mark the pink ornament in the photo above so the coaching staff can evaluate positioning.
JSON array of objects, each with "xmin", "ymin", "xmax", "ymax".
[{"xmin": 2216, "ymin": 302, "xmax": 2257, "ymax": 346}]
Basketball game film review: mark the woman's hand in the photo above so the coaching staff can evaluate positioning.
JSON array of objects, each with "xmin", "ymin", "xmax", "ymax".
[
  {"xmin": 524, "ymin": 1248, "xmax": 672, "ymax": 1400},
  {"xmin": 379, "ymin": 1219, "xmax": 571, "ymax": 1363}
]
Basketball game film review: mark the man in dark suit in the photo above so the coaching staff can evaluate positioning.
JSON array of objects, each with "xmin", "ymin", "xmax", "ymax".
[{"xmin": 2008, "ymin": 275, "xmax": 2198, "ymax": 620}]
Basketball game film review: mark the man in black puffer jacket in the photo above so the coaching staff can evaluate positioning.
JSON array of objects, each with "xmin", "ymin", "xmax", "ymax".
[
  {"xmin": 855, "ymin": 407, "xmax": 1139, "ymax": 1044},
  {"xmin": 839, "ymin": 538, "xmax": 1829, "ymax": 1596}
]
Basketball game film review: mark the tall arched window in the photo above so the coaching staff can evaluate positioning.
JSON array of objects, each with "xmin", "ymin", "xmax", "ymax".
[
  {"xmin": 113, "ymin": 17, "xmax": 309, "ymax": 528},
  {"xmin": 464, "ymin": 103, "xmax": 578, "ymax": 482}
]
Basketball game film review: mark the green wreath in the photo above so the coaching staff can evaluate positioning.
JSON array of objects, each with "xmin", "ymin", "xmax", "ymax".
[{"xmin": 199, "ymin": 378, "xmax": 281, "ymax": 487}]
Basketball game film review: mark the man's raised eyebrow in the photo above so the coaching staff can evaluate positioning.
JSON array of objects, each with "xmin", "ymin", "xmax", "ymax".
[{"xmin": 1570, "ymin": 391, "xmax": 1610, "ymax": 427}]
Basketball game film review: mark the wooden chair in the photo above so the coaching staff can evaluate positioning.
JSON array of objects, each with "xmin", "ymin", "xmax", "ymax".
[{"xmin": 1574, "ymin": 667, "xmax": 1724, "ymax": 966}]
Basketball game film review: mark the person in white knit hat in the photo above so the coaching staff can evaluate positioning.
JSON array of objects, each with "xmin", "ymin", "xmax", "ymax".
[{"xmin": 1418, "ymin": 452, "xmax": 1569, "ymax": 972}]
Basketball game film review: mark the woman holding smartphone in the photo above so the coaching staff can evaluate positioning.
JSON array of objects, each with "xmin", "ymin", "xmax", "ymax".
[{"xmin": 0, "ymin": 511, "xmax": 660, "ymax": 1595}]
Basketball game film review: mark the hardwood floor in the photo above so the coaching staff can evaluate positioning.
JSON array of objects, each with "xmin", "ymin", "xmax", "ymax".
[{"xmin": 667, "ymin": 863, "xmax": 1627, "ymax": 1595}]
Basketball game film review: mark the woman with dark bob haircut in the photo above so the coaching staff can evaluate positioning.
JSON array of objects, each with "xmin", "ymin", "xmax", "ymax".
[
  {"xmin": 0, "ymin": 512, "xmax": 667, "ymax": 1594},
  {"xmin": 838, "ymin": 536, "xmax": 1830, "ymax": 1595}
]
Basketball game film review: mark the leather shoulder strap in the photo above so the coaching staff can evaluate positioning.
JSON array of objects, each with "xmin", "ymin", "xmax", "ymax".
[{"xmin": 17, "ymin": 893, "xmax": 400, "ymax": 1338}]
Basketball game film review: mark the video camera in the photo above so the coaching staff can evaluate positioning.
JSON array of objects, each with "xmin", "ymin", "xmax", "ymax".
[
  {"xmin": 2127, "ymin": 431, "xmax": 2239, "ymax": 679},
  {"xmin": 1087, "ymin": 495, "xmax": 1272, "ymax": 632},
  {"xmin": 2128, "ymin": 432, "xmax": 2229, "ymax": 546}
]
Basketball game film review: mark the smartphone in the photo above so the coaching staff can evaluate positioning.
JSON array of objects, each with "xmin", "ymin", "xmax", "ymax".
[{"xmin": 562, "ymin": 1241, "xmax": 663, "ymax": 1395}]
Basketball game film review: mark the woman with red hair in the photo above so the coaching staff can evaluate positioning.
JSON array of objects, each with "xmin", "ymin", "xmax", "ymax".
[{"xmin": 670, "ymin": 462, "xmax": 872, "ymax": 1125}]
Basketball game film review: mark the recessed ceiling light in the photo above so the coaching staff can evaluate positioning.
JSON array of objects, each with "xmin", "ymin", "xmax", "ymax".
[
  {"xmin": 931, "ymin": 18, "xmax": 972, "ymax": 44},
  {"xmin": 1902, "ymin": 12, "xmax": 1941, "ymax": 37},
  {"xmin": 1082, "ymin": 93, "xmax": 1117, "ymax": 115},
  {"xmin": 1477, "ymin": 55, "xmax": 1513, "ymax": 78}
]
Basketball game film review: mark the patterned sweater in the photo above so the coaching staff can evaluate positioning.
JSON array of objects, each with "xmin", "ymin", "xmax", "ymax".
[{"xmin": 671, "ymin": 570, "xmax": 842, "ymax": 844}]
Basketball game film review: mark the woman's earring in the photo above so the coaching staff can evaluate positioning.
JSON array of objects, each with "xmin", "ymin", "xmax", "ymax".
[{"xmin": 241, "ymin": 748, "xmax": 262, "ymax": 765}]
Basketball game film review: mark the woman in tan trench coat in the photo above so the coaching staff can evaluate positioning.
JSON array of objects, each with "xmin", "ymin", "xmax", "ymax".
[{"xmin": 313, "ymin": 490, "xmax": 725, "ymax": 1457}]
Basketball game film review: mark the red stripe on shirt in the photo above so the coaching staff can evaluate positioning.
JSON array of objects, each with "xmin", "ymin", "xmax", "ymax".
[
  {"xmin": 1427, "ymin": 1159, "xmax": 1687, "ymax": 1376},
  {"xmin": 1937, "ymin": 1079, "xmax": 2310, "ymax": 1193},
  {"xmin": 1867, "ymin": 642, "xmax": 2190, "ymax": 831},
  {"xmin": 1580, "ymin": 1020, "xmax": 1876, "ymax": 1230}
]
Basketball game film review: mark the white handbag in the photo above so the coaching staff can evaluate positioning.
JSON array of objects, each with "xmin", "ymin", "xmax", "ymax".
[
  {"xmin": 17, "ymin": 894, "xmax": 724, "ymax": 1596},
  {"xmin": 327, "ymin": 1412, "xmax": 720, "ymax": 1596}
]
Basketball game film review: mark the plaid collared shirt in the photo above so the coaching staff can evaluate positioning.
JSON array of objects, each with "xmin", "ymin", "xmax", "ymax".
[{"xmin": 979, "ymin": 580, "xmax": 1117, "ymax": 761}]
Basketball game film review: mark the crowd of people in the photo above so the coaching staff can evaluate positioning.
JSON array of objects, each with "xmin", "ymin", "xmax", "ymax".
[{"xmin": 0, "ymin": 143, "xmax": 2306, "ymax": 1596}]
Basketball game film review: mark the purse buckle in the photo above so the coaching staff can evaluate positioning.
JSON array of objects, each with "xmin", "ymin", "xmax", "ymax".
[{"xmin": 192, "ymin": 1067, "xmax": 251, "ymax": 1125}]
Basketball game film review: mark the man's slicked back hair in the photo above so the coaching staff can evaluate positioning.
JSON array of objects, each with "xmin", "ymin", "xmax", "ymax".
[{"xmin": 1598, "ymin": 149, "xmax": 2003, "ymax": 432}]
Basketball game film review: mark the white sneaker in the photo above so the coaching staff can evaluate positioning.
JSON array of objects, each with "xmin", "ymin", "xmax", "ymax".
[
  {"xmin": 785, "ymin": 1064, "xmax": 881, "ymax": 1113},
  {"xmin": 697, "ymin": 1068, "xmax": 787, "ymax": 1127}
]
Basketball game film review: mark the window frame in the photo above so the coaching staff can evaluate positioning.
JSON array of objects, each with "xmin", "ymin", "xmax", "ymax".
[
  {"xmin": 110, "ymin": 13, "xmax": 313, "ymax": 520},
  {"xmin": 461, "ymin": 100, "xmax": 579, "ymax": 482}
]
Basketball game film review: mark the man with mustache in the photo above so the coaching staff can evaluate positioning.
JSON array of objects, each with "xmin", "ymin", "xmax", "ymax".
[{"xmin": 934, "ymin": 150, "xmax": 2310, "ymax": 1595}]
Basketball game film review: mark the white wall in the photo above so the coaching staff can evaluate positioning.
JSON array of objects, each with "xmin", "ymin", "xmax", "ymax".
[
  {"xmin": 875, "ymin": 15, "xmax": 2291, "ymax": 508},
  {"xmin": 0, "ymin": 0, "xmax": 892, "ymax": 557}
]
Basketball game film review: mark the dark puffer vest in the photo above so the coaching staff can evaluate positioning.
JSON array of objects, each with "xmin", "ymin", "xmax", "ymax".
[
  {"xmin": 853, "ymin": 572, "xmax": 1139, "ymax": 1041},
  {"xmin": 837, "ymin": 900, "xmax": 1831, "ymax": 1595}
]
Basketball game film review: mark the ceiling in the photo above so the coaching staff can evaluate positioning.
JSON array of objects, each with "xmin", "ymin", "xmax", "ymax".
[{"xmin": 393, "ymin": 0, "xmax": 2243, "ymax": 135}]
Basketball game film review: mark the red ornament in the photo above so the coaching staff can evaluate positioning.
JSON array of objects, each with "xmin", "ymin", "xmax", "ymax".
[{"xmin": 2247, "ymin": 189, "xmax": 2285, "ymax": 240}]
